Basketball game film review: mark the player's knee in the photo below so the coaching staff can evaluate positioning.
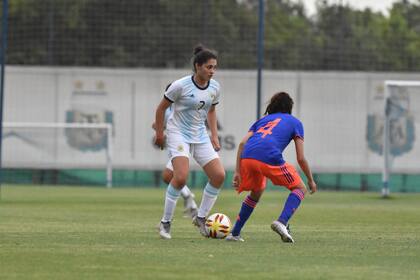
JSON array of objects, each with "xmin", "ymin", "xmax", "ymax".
[
  {"xmin": 250, "ymin": 190, "xmax": 263, "ymax": 202},
  {"xmin": 296, "ymin": 183, "xmax": 307, "ymax": 194},
  {"xmin": 162, "ymin": 169, "xmax": 173, "ymax": 184},
  {"xmin": 291, "ymin": 184, "xmax": 307, "ymax": 197},
  {"xmin": 172, "ymin": 172, "xmax": 188, "ymax": 187},
  {"xmin": 210, "ymin": 169, "xmax": 225, "ymax": 187}
]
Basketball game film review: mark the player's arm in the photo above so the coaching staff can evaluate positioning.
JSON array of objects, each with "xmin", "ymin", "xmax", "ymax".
[
  {"xmin": 207, "ymin": 105, "xmax": 220, "ymax": 151},
  {"xmin": 294, "ymin": 137, "xmax": 317, "ymax": 194},
  {"xmin": 232, "ymin": 131, "xmax": 253, "ymax": 190},
  {"xmin": 154, "ymin": 98, "xmax": 172, "ymax": 149}
]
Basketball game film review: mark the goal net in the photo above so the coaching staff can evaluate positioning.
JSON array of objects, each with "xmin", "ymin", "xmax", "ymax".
[
  {"xmin": 2, "ymin": 122, "xmax": 113, "ymax": 187},
  {"xmin": 382, "ymin": 81, "xmax": 420, "ymax": 196}
]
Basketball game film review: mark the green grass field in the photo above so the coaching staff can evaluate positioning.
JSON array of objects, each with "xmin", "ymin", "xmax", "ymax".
[{"xmin": 1, "ymin": 185, "xmax": 419, "ymax": 280}]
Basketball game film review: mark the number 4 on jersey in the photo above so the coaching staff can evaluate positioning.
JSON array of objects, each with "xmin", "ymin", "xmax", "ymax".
[{"xmin": 257, "ymin": 118, "xmax": 281, "ymax": 138}]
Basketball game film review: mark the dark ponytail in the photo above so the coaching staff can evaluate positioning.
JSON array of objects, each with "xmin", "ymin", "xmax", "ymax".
[
  {"xmin": 193, "ymin": 45, "xmax": 205, "ymax": 56},
  {"xmin": 192, "ymin": 44, "xmax": 217, "ymax": 72},
  {"xmin": 264, "ymin": 92, "xmax": 294, "ymax": 115}
]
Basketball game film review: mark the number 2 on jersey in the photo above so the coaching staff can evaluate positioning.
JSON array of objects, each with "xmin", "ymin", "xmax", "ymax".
[
  {"xmin": 197, "ymin": 101, "xmax": 205, "ymax": 110},
  {"xmin": 257, "ymin": 118, "xmax": 281, "ymax": 138}
]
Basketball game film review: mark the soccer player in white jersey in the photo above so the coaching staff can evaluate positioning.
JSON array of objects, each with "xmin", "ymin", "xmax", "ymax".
[
  {"xmin": 157, "ymin": 84, "xmax": 198, "ymax": 219},
  {"xmin": 154, "ymin": 45, "xmax": 225, "ymax": 239}
]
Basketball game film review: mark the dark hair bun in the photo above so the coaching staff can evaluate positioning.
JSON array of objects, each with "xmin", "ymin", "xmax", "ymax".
[{"xmin": 193, "ymin": 44, "xmax": 204, "ymax": 55}]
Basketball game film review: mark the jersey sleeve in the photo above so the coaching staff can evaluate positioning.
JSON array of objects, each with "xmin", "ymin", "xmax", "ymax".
[
  {"xmin": 248, "ymin": 121, "xmax": 258, "ymax": 133},
  {"xmin": 164, "ymin": 107, "xmax": 171, "ymax": 124},
  {"xmin": 212, "ymin": 90, "xmax": 220, "ymax": 105},
  {"xmin": 164, "ymin": 81, "xmax": 182, "ymax": 103},
  {"xmin": 211, "ymin": 80, "xmax": 221, "ymax": 105},
  {"xmin": 294, "ymin": 120, "xmax": 304, "ymax": 140}
]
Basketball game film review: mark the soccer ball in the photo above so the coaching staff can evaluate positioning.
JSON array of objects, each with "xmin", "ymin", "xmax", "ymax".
[{"xmin": 205, "ymin": 213, "xmax": 232, "ymax": 239}]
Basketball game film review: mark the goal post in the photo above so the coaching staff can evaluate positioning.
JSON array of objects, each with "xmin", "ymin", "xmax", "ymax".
[
  {"xmin": 2, "ymin": 122, "xmax": 113, "ymax": 188},
  {"xmin": 382, "ymin": 80, "xmax": 420, "ymax": 197}
]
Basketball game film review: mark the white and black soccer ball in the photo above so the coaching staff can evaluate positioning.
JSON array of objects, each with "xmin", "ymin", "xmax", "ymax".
[{"xmin": 205, "ymin": 213, "xmax": 232, "ymax": 239}]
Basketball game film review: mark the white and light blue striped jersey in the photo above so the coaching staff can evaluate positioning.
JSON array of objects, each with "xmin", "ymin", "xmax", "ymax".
[
  {"xmin": 164, "ymin": 75, "xmax": 220, "ymax": 143},
  {"xmin": 164, "ymin": 106, "xmax": 172, "ymax": 126}
]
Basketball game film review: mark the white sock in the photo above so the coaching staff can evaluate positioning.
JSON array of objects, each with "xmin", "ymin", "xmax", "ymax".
[
  {"xmin": 197, "ymin": 182, "xmax": 220, "ymax": 218},
  {"xmin": 180, "ymin": 185, "xmax": 192, "ymax": 199},
  {"xmin": 161, "ymin": 184, "xmax": 181, "ymax": 222}
]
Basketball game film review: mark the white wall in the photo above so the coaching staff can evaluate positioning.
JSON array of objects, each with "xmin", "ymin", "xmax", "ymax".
[{"xmin": 3, "ymin": 66, "xmax": 420, "ymax": 173}]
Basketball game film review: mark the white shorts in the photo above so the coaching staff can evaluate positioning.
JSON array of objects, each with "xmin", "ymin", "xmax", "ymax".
[
  {"xmin": 166, "ymin": 135, "xmax": 219, "ymax": 170},
  {"xmin": 165, "ymin": 160, "xmax": 174, "ymax": 171}
]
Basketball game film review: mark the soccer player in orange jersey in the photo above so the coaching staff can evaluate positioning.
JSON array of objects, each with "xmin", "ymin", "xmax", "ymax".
[{"xmin": 226, "ymin": 92, "xmax": 317, "ymax": 243}]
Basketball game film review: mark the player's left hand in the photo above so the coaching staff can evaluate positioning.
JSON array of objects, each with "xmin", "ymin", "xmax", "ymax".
[
  {"xmin": 308, "ymin": 180, "xmax": 317, "ymax": 194},
  {"xmin": 211, "ymin": 135, "xmax": 221, "ymax": 151}
]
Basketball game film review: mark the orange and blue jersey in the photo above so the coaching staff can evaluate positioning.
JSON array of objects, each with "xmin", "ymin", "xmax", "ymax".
[{"xmin": 241, "ymin": 113, "xmax": 304, "ymax": 166}]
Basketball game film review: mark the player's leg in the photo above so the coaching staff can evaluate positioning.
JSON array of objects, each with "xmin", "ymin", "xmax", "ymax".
[
  {"xmin": 278, "ymin": 185, "xmax": 306, "ymax": 227},
  {"xmin": 159, "ymin": 156, "xmax": 189, "ymax": 239},
  {"xmin": 227, "ymin": 159, "xmax": 265, "ymax": 242},
  {"xmin": 164, "ymin": 160, "xmax": 197, "ymax": 218},
  {"xmin": 267, "ymin": 162, "xmax": 305, "ymax": 243},
  {"xmin": 192, "ymin": 158, "xmax": 225, "ymax": 236},
  {"xmin": 191, "ymin": 143, "xmax": 225, "ymax": 237},
  {"xmin": 226, "ymin": 189, "xmax": 263, "ymax": 242},
  {"xmin": 162, "ymin": 156, "xmax": 189, "ymax": 220},
  {"xmin": 159, "ymin": 165, "xmax": 174, "ymax": 239},
  {"xmin": 271, "ymin": 183, "xmax": 305, "ymax": 243},
  {"xmin": 276, "ymin": 163, "xmax": 307, "ymax": 228},
  {"xmin": 181, "ymin": 185, "xmax": 198, "ymax": 218},
  {"xmin": 199, "ymin": 157, "xmax": 225, "ymax": 216},
  {"xmin": 158, "ymin": 138, "xmax": 190, "ymax": 239},
  {"xmin": 161, "ymin": 165, "xmax": 173, "ymax": 185}
]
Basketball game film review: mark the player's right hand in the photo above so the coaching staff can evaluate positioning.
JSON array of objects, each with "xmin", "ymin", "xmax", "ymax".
[
  {"xmin": 210, "ymin": 135, "xmax": 221, "ymax": 152},
  {"xmin": 232, "ymin": 172, "xmax": 241, "ymax": 190},
  {"xmin": 308, "ymin": 180, "xmax": 317, "ymax": 194},
  {"xmin": 154, "ymin": 132, "xmax": 166, "ymax": 150}
]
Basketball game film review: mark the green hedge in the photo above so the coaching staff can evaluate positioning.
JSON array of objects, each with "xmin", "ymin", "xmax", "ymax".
[{"xmin": 2, "ymin": 168, "xmax": 420, "ymax": 192}]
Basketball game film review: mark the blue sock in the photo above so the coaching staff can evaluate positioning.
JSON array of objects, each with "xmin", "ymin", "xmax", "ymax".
[
  {"xmin": 278, "ymin": 189, "xmax": 305, "ymax": 225},
  {"xmin": 231, "ymin": 195, "xmax": 258, "ymax": 236}
]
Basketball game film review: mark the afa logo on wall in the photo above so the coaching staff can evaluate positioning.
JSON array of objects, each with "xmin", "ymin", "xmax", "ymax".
[
  {"xmin": 367, "ymin": 86, "xmax": 415, "ymax": 157},
  {"xmin": 66, "ymin": 80, "xmax": 114, "ymax": 152}
]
